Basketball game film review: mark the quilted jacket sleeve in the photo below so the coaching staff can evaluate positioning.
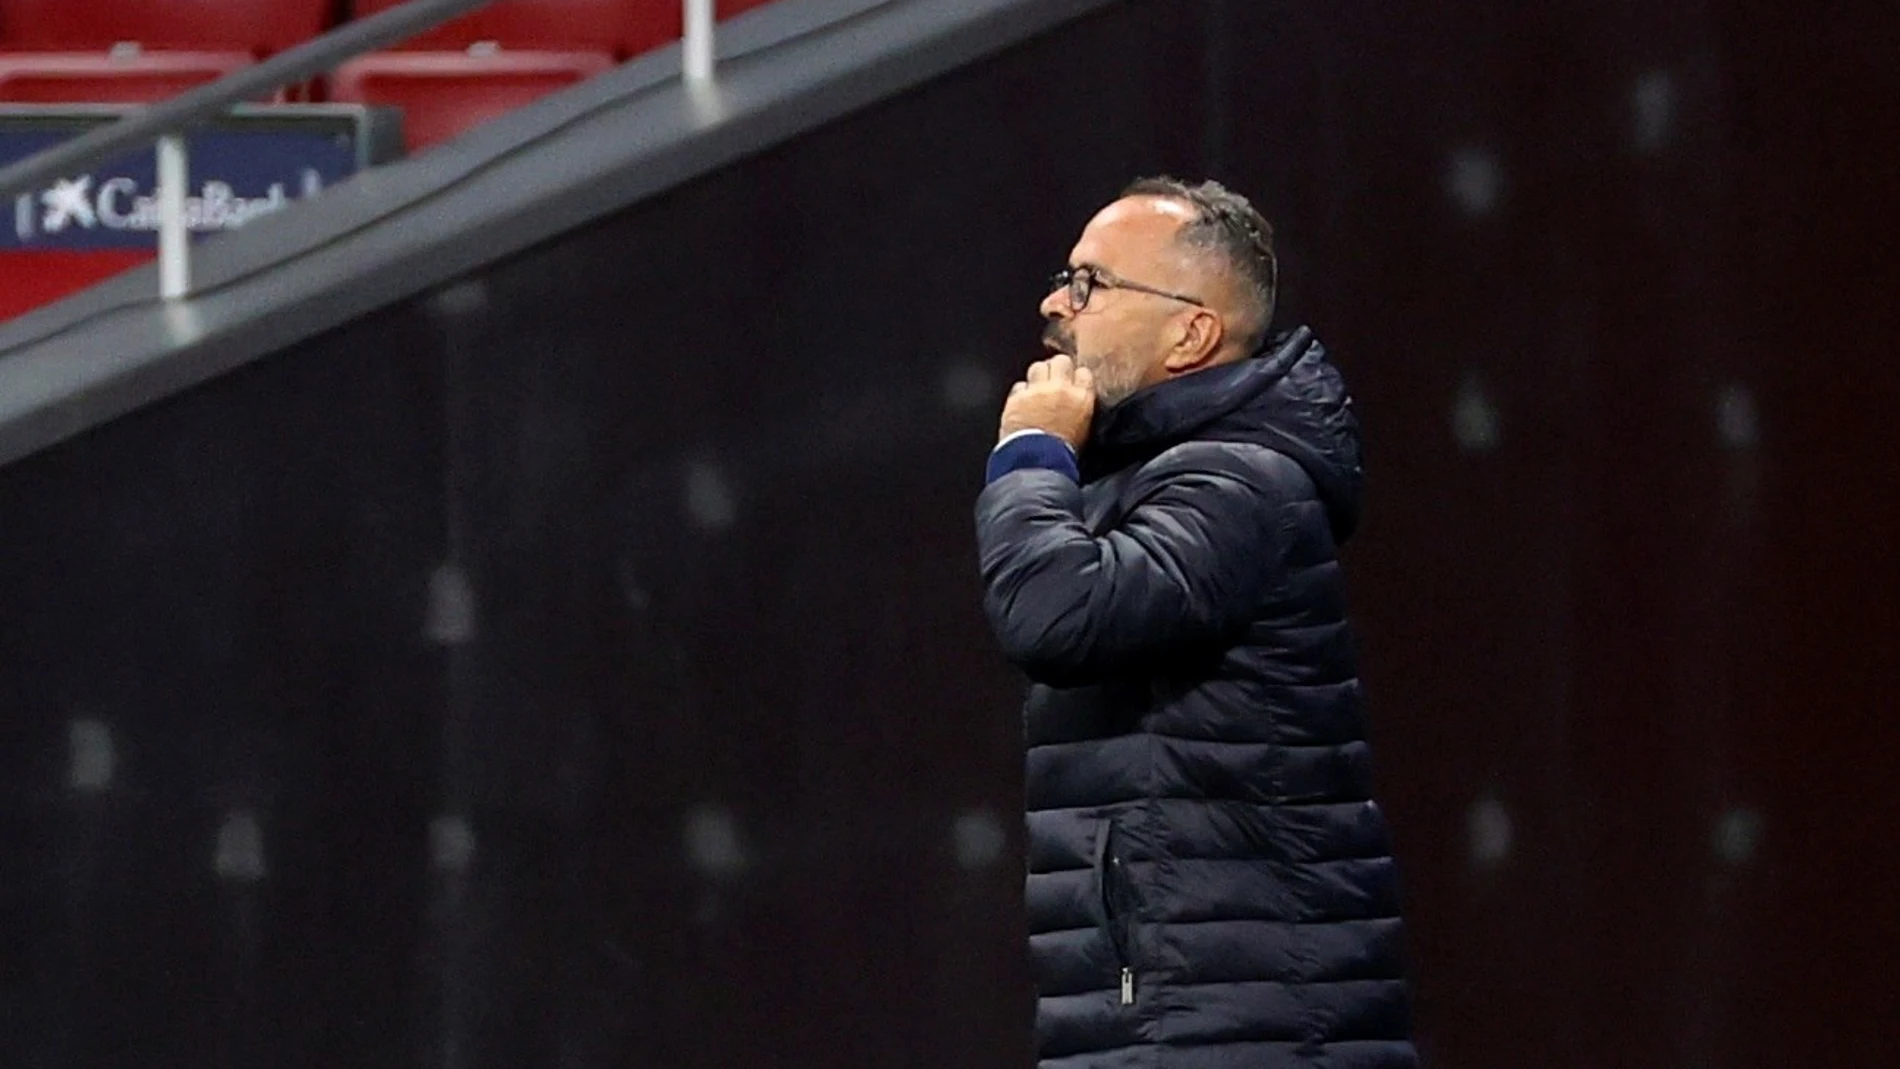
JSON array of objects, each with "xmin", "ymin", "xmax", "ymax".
[{"xmin": 975, "ymin": 441, "xmax": 1295, "ymax": 685}]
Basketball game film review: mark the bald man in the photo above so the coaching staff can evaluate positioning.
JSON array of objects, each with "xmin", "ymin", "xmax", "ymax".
[{"xmin": 977, "ymin": 178, "xmax": 1416, "ymax": 1069}]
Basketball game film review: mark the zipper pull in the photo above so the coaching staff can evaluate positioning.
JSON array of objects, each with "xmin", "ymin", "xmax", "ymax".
[{"xmin": 1120, "ymin": 967, "xmax": 1135, "ymax": 1006}]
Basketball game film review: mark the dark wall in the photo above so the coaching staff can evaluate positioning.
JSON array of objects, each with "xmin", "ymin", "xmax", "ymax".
[{"xmin": 1, "ymin": 2, "xmax": 1893, "ymax": 1068}]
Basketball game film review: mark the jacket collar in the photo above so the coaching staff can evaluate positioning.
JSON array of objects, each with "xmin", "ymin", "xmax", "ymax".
[{"xmin": 1082, "ymin": 326, "xmax": 1315, "ymax": 480}]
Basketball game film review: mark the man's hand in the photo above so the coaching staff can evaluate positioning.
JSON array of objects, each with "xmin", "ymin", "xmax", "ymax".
[{"xmin": 1000, "ymin": 355, "xmax": 1096, "ymax": 450}]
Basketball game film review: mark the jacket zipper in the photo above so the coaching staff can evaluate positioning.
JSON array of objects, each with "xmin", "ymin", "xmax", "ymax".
[{"xmin": 1096, "ymin": 818, "xmax": 1136, "ymax": 1006}]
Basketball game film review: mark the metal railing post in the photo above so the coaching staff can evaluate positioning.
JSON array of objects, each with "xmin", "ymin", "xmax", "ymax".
[
  {"xmin": 156, "ymin": 135, "xmax": 191, "ymax": 300},
  {"xmin": 684, "ymin": 0, "xmax": 716, "ymax": 83}
]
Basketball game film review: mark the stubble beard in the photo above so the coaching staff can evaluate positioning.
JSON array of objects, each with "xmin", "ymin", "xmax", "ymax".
[
  {"xmin": 1043, "ymin": 322, "xmax": 1142, "ymax": 406},
  {"xmin": 1082, "ymin": 348, "xmax": 1144, "ymax": 407}
]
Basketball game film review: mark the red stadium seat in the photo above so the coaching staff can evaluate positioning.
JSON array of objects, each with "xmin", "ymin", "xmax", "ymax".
[
  {"xmin": 0, "ymin": 250, "xmax": 151, "ymax": 320},
  {"xmin": 335, "ymin": 0, "xmax": 790, "ymax": 151},
  {"xmin": 0, "ymin": 0, "xmax": 330, "ymax": 55},
  {"xmin": 351, "ymin": 0, "xmax": 676, "ymax": 58},
  {"xmin": 330, "ymin": 50, "xmax": 616, "ymax": 151},
  {"xmin": 719, "ymin": 0, "xmax": 779, "ymax": 18},
  {"xmin": 0, "ymin": 51, "xmax": 253, "ymax": 104}
]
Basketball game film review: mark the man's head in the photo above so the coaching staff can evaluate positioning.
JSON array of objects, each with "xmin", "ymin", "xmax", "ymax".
[{"xmin": 1041, "ymin": 177, "xmax": 1278, "ymax": 406}]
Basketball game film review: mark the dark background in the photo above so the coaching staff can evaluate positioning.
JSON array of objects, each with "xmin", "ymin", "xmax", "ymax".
[{"xmin": 1, "ymin": 2, "xmax": 1895, "ymax": 1067}]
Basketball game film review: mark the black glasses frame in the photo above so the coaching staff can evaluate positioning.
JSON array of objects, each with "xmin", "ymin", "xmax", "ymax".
[{"xmin": 1049, "ymin": 265, "xmax": 1208, "ymax": 312}]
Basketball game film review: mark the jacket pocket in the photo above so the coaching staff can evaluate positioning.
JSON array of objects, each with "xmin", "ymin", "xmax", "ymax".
[{"xmin": 1094, "ymin": 816, "xmax": 1140, "ymax": 1004}]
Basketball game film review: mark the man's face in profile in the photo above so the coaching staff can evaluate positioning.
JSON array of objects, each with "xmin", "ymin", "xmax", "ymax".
[{"xmin": 1039, "ymin": 196, "xmax": 1205, "ymax": 406}]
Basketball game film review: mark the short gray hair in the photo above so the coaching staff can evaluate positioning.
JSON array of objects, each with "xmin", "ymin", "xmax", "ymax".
[{"xmin": 1122, "ymin": 176, "xmax": 1279, "ymax": 350}]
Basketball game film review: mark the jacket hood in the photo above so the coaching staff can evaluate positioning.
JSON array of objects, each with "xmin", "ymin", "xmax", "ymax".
[{"xmin": 1081, "ymin": 325, "xmax": 1366, "ymax": 542}]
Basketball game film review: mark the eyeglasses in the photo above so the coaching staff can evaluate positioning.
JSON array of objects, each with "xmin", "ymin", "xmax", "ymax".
[{"xmin": 1049, "ymin": 265, "xmax": 1208, "ymax": 312}]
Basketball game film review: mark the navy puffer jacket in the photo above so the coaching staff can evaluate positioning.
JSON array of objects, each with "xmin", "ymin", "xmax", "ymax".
[{"xmin": 976, "ymin": 327, "xmax": 1415, "ymax": 1069}]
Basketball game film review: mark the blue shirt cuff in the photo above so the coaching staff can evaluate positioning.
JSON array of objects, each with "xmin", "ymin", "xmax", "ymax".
[{"xmin": 985, "ymin": 431, "xmax": 1079, "ymax": 485}]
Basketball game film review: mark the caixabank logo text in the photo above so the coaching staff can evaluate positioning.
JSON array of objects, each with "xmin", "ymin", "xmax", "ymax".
[{"xmin": 13, "ymin": 167, "xmax": 326, "ymax": 243}]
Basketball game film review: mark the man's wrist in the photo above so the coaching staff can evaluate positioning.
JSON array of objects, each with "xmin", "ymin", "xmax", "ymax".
[
  {"xmin": 986, "ymin": 430, "xmax": 1079, "ymax": 485},
  {"xmin": 996, "ymin": 428, "xmax": 1076, "ymax": 450}
]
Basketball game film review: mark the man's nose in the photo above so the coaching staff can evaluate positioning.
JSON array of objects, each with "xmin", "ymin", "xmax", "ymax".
[{"xmin": 1039, "ymin": 288, "xmax": 1072, "ymax": 320}]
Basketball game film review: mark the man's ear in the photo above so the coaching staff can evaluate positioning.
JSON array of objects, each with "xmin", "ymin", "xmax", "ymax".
[{"xmin": 1163, "ymin": 309, "xmax": 1225, "ymax": 373}]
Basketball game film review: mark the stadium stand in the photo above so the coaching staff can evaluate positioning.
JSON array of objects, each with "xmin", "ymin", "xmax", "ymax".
[
  {"xmin": 0, "ymin": 0, "xmax": 331, "ymax": 53},
  {"xmin": 330, "ymin": 48, "xmax": 618, "ymax": 151},
  {"xmin": 334, "ymin": 0, "xmax": 673, "ymax": 151},
  {"xmin": 349, "ymin": 0, "xmax": 673, "ymax": 54},
  {"xmin": 0, "ymin": 0, "xmax": 788, "ymax": 319},
  {"xmin": 0, "ymin": 0, "xmax": 331, "ymax": 103},
  {"xmin": 0, "ymin": 1, "xmax": 788, "ymax": 143},
  {"xmin": 0, "ymin": 49, "xmax": 256, "ymax": 104}
]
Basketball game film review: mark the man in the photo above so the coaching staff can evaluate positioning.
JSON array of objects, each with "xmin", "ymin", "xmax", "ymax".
[{"xmin": 976, "ymin": 178, "xmax": 1415, "ymax": 1069}]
